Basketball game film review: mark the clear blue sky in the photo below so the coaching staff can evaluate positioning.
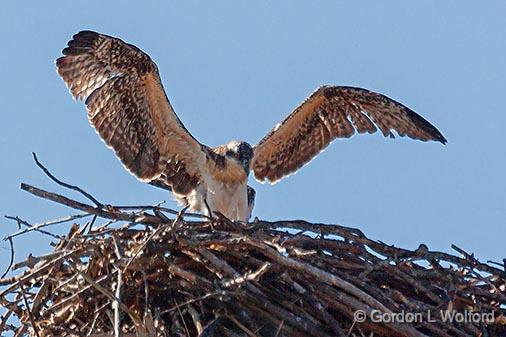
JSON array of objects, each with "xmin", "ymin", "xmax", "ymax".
[{"xmin": 1, "ymin": 1, "xmax": 505, "ymax": 278}]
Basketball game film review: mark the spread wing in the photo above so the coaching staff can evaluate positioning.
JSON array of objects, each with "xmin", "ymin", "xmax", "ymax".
[
  {"xmin": 56, "ymin": 31, "xmax": 208, "ymax": 195},
  {"xmin": 251, "ymin": 85, "xmax": 446, "ymax": 183}
]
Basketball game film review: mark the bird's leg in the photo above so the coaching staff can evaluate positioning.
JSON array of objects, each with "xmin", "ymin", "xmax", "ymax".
[
  {"xmin": 236, "ymin": 190, "xmax": 250, "ymax": 224},
  {"xmin": 203, "ymin": 198, "xmax": 213, "ymax": 218},
  {"xmin": 203, "ymin": 197, "xmax": 215, "ymax": 231}
]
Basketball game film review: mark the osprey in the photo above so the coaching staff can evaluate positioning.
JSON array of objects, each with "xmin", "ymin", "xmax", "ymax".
[{"xmin": 56, "ymin": 31, "xmax": 446, "ymax": 222}]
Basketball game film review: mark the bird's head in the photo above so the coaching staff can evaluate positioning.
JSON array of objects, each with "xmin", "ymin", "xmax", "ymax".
[{"xmin": 225, "ymin": 141, "xmax": 254, "ymax": 173}]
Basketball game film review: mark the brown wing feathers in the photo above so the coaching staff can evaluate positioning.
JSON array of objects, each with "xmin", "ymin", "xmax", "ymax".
[
  {"xmin": 252, "ymin": 85, "xmax": 446, "ymax": 183},
  {"xmin": 84, "ymin": 73, "xmax": 162, "ymax": 179},
  {"xmin": 56, "ymin": 31, "xmax": 206, "ymax": 194},
  {"xmin": 328, "ymin": 86, "xmax": 447, "ymax": 143}
]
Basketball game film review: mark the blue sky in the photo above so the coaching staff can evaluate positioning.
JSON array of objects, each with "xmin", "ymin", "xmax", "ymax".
[{"xmin": 1, "ymin": 1, "xmax": 505, "ymax": 278}]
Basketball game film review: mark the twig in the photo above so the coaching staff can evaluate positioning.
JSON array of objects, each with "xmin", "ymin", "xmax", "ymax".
[
  {"xmin": 20, "ymin": 183, "xmax": 162, "ymax": 224},
  {"xmin": 161, "ymin": 291, "xmax": 228, "ymax": 314},
  {"xmin": 451, "ymin": 244, "xmax": 476, "ymax": 263},
  {"xmin": 113, "ymin": 268, "xmax": 122, "ymax": 337},
  {"xmin": 221, "ymin": 262, "xmax": 271, "ymax": 288},
  {"xmin": 12, "ymin": 249, "xmax": 88, "ymax": 271},
  {"xmin": 32, "ymin": 152, "xmax": 102, "ymax": 207},
  {"xmin": 174, "ymin": 299, "xmax": 191, "ymax": 337},
  {"xmin": 187, "ymin": 305, "xmax": 203, "ymax": 336},
  {"xmin": 141, "ymin": 270, "xmax": 149, "ymax": 316},
  {"xmin": 0, "ymin": 293, "xmax": 21, "ymax": 333},
  {"xmin": 20, "ymin": 285, "xmax": 41, "ymax": 337},
  {"xmin": 1, "ymin": 237, "xmax": 14, "ymax": 278},
  {"xmin": 85, "ymin": 309, "xmax": 102, "ymax": 336},
  {"xmin": 346, "ymin": 319, "xmax": 356, "ymax": 337},
  {"xmin": 274, "ymin": 320, "xmax": 284, "ymax": 337},
  {"xmin": 227, "ymin": 314, "xmax": 259, "ymax": 337},
  {"xmin": 114, "ymin": 204, "xmax": 209, "ymax": 220},
  {"xmin": 82, "ymin": 214, "xmax": 98, "ymax": 234},
  {"xmin": 4, "ymin": 215, "xmax": 63, "ymax": 240},
  {"xmin": 112, "ymin": 236, "xmax": 123, "ymax": 337},
  {"xmin": 5, "ymin": 213, "xmax": 91, "ymax": 240}
]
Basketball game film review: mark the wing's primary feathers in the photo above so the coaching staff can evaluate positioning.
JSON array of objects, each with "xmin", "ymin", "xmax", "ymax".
[
  {"xmin": 251, "ymin": 86, "xmax": 446, "ymax": 183},
  {"xmin": 56, "ymin": 31, "xmax": 206, "ymax": 194}
]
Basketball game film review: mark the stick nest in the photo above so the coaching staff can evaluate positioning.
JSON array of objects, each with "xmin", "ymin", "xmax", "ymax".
[{"xmin": 1, "ymin": 157, "xmax": 506, "ymax": 337}]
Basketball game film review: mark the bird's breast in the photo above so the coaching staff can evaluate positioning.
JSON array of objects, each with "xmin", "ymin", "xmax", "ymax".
[
  {"xmin": 205, "ymin": 178, "xmax": 248, "ymax": 221},
  {"xmin": 207, "ymin": 156, "xmax": 248, "ymax": 185}
]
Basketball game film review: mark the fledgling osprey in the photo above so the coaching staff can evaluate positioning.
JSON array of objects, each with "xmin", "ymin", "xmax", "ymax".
[{"xmin": 56, "ymin": 31, "xmax": 446, "ymax": 222}]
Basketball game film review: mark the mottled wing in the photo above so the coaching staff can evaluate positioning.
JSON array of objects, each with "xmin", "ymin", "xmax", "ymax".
[
  {"xmin": 251, "ymin": 85, "xmax": 446, "ymax": 183},
  {"xmin": 56, "ymin": 31, "xmax": 207, "ymax": 194}
]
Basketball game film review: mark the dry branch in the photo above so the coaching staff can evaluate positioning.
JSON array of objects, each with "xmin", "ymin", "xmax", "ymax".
[{"xmin": 1, "ymin": 157, "xmax": 505, "ymax": 336}]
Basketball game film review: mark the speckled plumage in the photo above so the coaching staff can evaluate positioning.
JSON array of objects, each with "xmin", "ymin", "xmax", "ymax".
[
  {"xmin": 56, "ymin": 31, "xmax": 207, "ymax": 193},
  {"xmin": 57, "ymin": 31, "xmax": 446, "ymax": 221},
  {"xmin": 251, "ymin": 86, "xmax": 446, "ymax": 183}
]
